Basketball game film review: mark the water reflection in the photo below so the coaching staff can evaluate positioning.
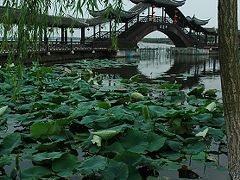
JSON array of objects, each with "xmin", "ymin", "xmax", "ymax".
[
  {"xmin": 138, "ymin": 47, "xmax": 221, "ymax": 91},
  {"xmin": 97, "ymin": 45, "xmax": 221, "ymax": 93}
]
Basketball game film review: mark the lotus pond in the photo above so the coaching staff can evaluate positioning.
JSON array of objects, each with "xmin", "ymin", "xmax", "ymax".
[{"xmin": 0, "ymin": 56, "xmax": 229, "ymax": 179}]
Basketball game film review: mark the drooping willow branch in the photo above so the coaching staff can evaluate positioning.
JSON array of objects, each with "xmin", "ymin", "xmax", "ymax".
[
  {"xmin": 0, "ymin": 0, "xmax": 123, "ymax": 101},
  {"xmin": 0, "ymin": 0, "xmax": 123, "ymax": 62}
]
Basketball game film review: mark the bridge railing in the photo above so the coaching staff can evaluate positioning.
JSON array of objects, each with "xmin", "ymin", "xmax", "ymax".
[{"xmin": 0, "ymin": 39, "xmax": 99, "ymax": 55}]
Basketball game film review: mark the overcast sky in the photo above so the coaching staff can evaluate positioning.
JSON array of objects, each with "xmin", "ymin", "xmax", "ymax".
[
  {"xmin": 121, "ymin": 0, "xmax": 219, "ymax": 38},
  {"xmin": 123, "ymin": 0, "xmax": 218, "ymax": 28}
]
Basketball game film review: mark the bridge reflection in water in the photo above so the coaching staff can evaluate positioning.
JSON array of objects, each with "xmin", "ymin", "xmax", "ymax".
[{"xmin": 96, "ymin": 46, "xmax": 221, "ymax": 92}]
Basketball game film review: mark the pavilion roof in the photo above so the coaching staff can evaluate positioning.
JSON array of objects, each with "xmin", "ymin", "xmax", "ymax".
[
  {"xmin": 0, "ymin": 6, "xmax": 88, "ymax": 28},
  {"xmin": 130, "ymin": 0, "xmax": 186, "ymax": 7},
  {"xmin": 68, "ymin": 16, "xmax": 109, "ymax": 26},
  {"xmin": 202, "ymin": 27, "xmax": 217, "ymax": 35},
  {"xmin": 89, "ymin": 2, "xmax": 148, "ymax": 21},
  {"xmin": 186, "ymin": 15, "xmax": 210, "ymax": 26}
]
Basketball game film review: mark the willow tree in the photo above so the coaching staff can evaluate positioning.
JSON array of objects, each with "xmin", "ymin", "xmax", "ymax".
[
  {"xmin": 218, "ymin": 0, "xmax": 240, "ymax": 179},
  {"xmin": 0, "ymin": 0, "xmax": 122, "ymax": 100}
]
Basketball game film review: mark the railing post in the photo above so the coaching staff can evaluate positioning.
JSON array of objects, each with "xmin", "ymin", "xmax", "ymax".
[
  {"xmin": 81, "ymin": 27, "xmax": 85, "ymax": 44},
  {"xmin": 65, "ymin": 28, "xmax": 68, "ymax": 44},
  {"xmin": 71, "ymin": 38, "xmax": 73, "ymax": 50},
  {"xmin": 93, "ymin": 26, "xmax": 96, "ymax": 40},
  {"xmin": 61, "ymin": 27, "xmax": 64, "ymax": 43},
  {"xmin": 46, "ymin": 37, "xmax": 49, "ymax": 53},
  {"xmin": 125, "ymin": 22, "xmax": 128, "ymax": 31}
]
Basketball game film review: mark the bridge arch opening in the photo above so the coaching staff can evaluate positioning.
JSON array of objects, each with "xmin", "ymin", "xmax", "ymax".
[{"xmin": 138, "ymin": 31, "xmax": 175, "ymax": 48}]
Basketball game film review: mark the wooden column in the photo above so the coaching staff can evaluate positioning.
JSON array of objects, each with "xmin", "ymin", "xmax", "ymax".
[
  {"xmin": 64, "ymin": 28, "xmax": 68, "ymax": 43},
  {"xmin": 93, "ymin": 26, "xmax": 96, "ymax": 39},
  {"xmin": 61, "ymin": 27, "xmax": 64, "ymax": 43},
  {"xmin": 215, "ymin": 34, "xmax": 218, "ymax": 45},
  {"xmin": 44, "ymin": 29, "xmax": 48, "ymax": 44},
  {"xmin": 148, "ymin": 7, "xmax": 150, "ymax": 21},
  {"xmin": 162, "ymin": 8, "xmax": 164, "ymax": 23},
  {"xmin": 109, "ymin": 20, "xmax": 112, "ymax": 36},
  {"xmin": 81, "ymin": 27, "xmax": 85, "ymax": 44},
  {"xmin": 99, "ymin": 24, "xmax": 101, "ymax": 38},
  {"xmin": 125, "ymin": 21, "xmax": 128, "ymax": 31},
  {"xmin": 205, "ymin": 34, "xmax": 208, "ymax": 44}
]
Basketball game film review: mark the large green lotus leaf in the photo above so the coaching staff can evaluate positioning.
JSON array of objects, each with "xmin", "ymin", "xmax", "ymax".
[
  {"xmin": 187, "ymin": 96, "xmax": 208, "ymax": 106},
  {"xmin": 32, "ymin": 101, "xmax": 58, "ymax": 110},
  {"xmin": 97, "ymin": 100, "xmax": 111, "ymax": 109},
  {"xmin": 105, "ymin": 142, "xmax": 125, "ymax": 154},
  {"xmin": 78, "ymin": 80, "xmax": 96, "ymax": 96},
  {"xmin": 0, "ymin": 106, "xmax": 8, "ymax": 116},
  {"xmin": 17, "ymin": 103, "xmax": 34, "ymax": 112},
  {"xmin": 156, "ymin": 124, "xmax": 176, "ymax": 137},
  {"xmin": 79, "ymin": 155, "xmax": 107, "ymax": 175},
  {"xmin": 101, "ymin": 160, "xmax": 129, "ymax": 180},
  {"xmin": 183, "ymin": 142, "xmax": 207, "ymax": 155},
  {"xmin": 66, "ymin": 93, "xmax": 89, "ymax": 103},
  {"xmin": 50, "ymin": 104, "xmax": 70, "ymax": 117},
  {"xmin": 52, "ymin": 153, "xmax": 78, "ymax": 177},
  {"xmin": 211, "ymin": 117, "xmax": 225, "ymax": 127},
  {"xmin": 119, "ymin": 129, "xmax": 148, "ymax": 153},
  {"xmin": 30, "ymin": 121, "xmax": 61, "ymax": 139},
  {"xmin": 148, "ymin": 106, "xmax": 169, "ymax": 118},
  {"xmin": 114, "ymin": 151, "xmax": 143, "ymax": 166},
  {"xmin": 70, "ymin": 101, "xmax": 97, "ymax": 118},
  {"xmin": 192, "ymin": 113, "xmax": 213, "ymax": 123},
  {"xmin": 160, "ymin": 152, "xmax": 183, "ymax": 161},
  {"xmin": 0, "ymin": 155, "xmax": 14, "ymax": 168},
  {"xmin": 22, "ymin": 166, "xmax": 51, "ymax": 179},
  {"xmin": 208, "ymin": 128, "xmax": 225, "ymax": 141},
  {"xmin": 191, "ymin": 152, "xmax": 207, "ymax": 161},
  {"xmin": 107, "ymin": 105, "xmax": 136, "ymax": 121},
  {"xmin": 127, "ymin": 102, "xmax": 145, "ymax": 112},
  {"xmin": 32, "ymin": 152, "xmax": 64, "ymax": 162},
  {"xmin": 80, "ymin": 115, "xmax": 110, "ymax": 128},
  {"xmin": 35, "ymin": 140, "xmax": 63, "ymax": 151},
  {"xmin": 0, "ymin": 82, "xmax": 12, "ymax": 91},
  {"xmin": 92, "ymin": 124, "xmax": 129, "ymax": 140},
  {"xmin": 147, "ymin": 132, "xmax": 167, "ymax": 152},
  {"xmin": 128, "ymin": 165, "xmax": 142, "ymax": 180},
  {"xmin": 161, "ymin": 161, "xmax": 182, "ymax": 170},
  {"xmin": 0, "ymin": 133, "xmax": 22, "ymax": 155},
  {"xmin": 41, "ymin": 92, "xmax": 68, "ymax": 104},
  {"xmin": 166, "ymin": 140, "xmax": 183, "ymax": 152},
  {"xmin": 187, "ymin": 86, "xmax": 205, "ymax": 97}
]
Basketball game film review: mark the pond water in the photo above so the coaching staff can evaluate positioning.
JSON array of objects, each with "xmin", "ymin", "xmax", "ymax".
[
  {"xmin": 95, "ymin": 43, "xmax": 229, "ymax": 179},
  {"xmin": 99, "ymin": 43, "xmax": 222, "ymax": 96}
]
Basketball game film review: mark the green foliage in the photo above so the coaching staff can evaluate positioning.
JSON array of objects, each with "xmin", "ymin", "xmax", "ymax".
[{"xmin": 0, "ymin": 60, "xmax": 226, "ymax": 179}]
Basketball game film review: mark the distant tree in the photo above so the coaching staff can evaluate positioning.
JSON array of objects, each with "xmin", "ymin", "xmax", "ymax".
[{"xmin": 218, "ymin": 0, "xmax": 240, "ymax": 179}]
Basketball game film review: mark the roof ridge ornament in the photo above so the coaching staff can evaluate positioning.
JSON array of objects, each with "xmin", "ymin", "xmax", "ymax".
[{"xmin": 130, "ymin": 0, "xmax": 186, "ymax": 7}]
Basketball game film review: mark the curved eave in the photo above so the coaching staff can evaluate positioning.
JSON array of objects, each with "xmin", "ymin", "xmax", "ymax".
[
  {"xmin": 203, "ymin": 27, "xmax": 217, "ymax": 35},
  {"xmin": 89, "ymin": 3, "xmax": 148, "ymax": 20},
  {"xmin": 192, "ymin": 16, "xmax": 210, "ymax": 26},
  {"xmin": 0, "ymin": 6, "xmax": 88, "ymax": 28},
  {"xmin": 130, "ymin": 0, "xmax": 186, "ymax": 7},
  {"xmin": 86, "ymin": 17, "xmax": 109, "ymax": 26},
  {"xmin": 89, "ymin": 9, "xmax": 138, "ymax": 19}
]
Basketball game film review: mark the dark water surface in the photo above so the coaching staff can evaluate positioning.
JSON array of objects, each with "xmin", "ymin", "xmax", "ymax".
[{"xmin": 100, "ymin": 44, "xmax": 222, "ymax": 96}]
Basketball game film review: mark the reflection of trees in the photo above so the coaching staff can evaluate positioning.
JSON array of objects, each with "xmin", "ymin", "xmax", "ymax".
[
  {"xmin": 160, "ymin": 54, "xmax": 220, "ymax": 89},
  {"xmin": 93, "ymin": 49, "xmax": 220, "ymax": 89}
]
